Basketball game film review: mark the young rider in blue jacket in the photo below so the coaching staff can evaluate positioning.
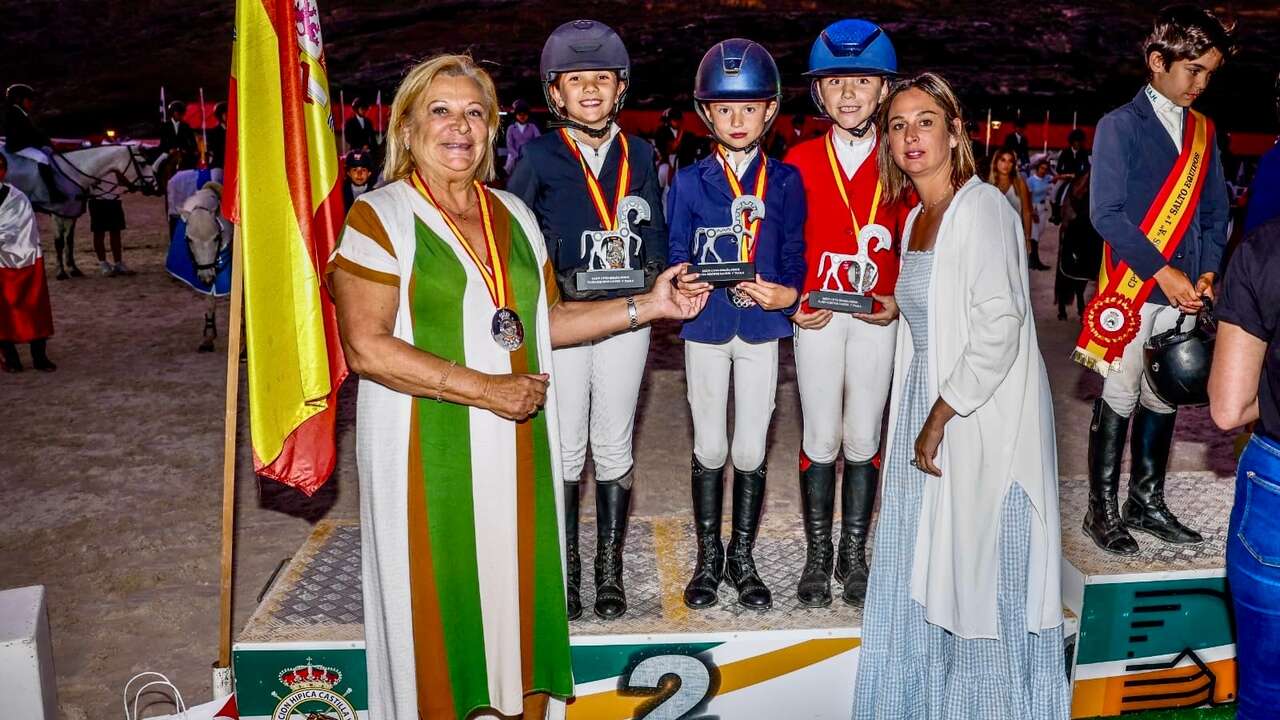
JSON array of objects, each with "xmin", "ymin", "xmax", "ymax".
[
  {"xmin": 669, "ymin": 38, "xmax": 806, "ymax": 611},
  {"xmin": 509, "ymin": 19, "xmax": 667, "ymax": 622}
]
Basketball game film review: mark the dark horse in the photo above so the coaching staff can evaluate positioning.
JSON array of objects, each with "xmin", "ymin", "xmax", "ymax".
[{"xmin": 1055, "ymin": 169, "xmax": 1104, "ymax": 321}]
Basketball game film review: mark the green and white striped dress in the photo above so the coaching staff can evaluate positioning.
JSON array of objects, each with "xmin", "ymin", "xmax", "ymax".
[{"xmin": 330, "ymin": 179, "xmax": 573, "ymax": 720}]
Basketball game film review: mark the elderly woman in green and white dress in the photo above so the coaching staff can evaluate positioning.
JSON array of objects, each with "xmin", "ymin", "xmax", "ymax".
[{"xmin": 327, "ymin": 54, "xmax": 706, "ymax": 720}]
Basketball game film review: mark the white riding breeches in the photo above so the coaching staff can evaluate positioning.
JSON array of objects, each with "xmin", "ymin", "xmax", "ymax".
[
  {"xmin": 1101, "ymin": 302, "xmax": 1179, "ymax": 417},
  {"xmin": 552, "ymin": 326, "xmax": 651, "ymax": 485},
  {"xmin": 685, "ymin": 337, "xmax": 779, "ymax": 472},
  {"xmin": 794, "ymin": 314, "xmax": 897, "ymax": 464}
]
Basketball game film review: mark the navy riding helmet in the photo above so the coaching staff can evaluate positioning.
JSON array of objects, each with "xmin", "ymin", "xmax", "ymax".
[
  {"xmin": 693, "ymin": 38, "xmax": 781, "ymax": 148},
  {"xmin": 539, "ymin": 19, "xmax": 631, "ymax": 138},
  {"xmin": 805, "ymin": 19, "xmax": 898, "ymax": 135}
]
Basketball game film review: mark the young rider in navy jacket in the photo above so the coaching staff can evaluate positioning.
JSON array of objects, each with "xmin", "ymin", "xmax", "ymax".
[
  {"xmin": 669, "ymin": 39, "xmax": 806, "ymax": 612},
  {"xmin": 508, "ymin": 19, "xmax": 666, "ymax": 622}
]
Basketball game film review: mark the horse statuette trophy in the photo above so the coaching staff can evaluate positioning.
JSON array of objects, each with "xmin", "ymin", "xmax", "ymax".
[
  {"xmin": 575, "ymin": 195, "xmax": 651, "ymax": 292},
  {"xmin": 690, "ymin": 195, "xmax": 765, "ymax": 308},
  {"xmin": 809, "ymin": 223, "xmax": 892, "ymax": 314}
]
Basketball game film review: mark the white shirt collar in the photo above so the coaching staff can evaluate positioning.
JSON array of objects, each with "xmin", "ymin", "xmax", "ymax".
[
  {"xmin": 830, "ymin": 127, "xmax": 876, "ymax": 180},
  {"xmin": 1145, "ymin": 84, "xmax": 1185, "ymax": 150},
  {"xmin": 571, "ymin": 123, "xmax": 622, "ymax": 177},
  {"xmin": 720, "ymin": 147, "xmax": 760, "ymax": 180}
]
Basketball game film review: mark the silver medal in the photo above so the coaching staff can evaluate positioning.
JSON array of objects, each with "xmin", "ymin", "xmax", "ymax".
[{"xmin": 491, "ymin": 307, "xmax": 525, "ymax": 351}]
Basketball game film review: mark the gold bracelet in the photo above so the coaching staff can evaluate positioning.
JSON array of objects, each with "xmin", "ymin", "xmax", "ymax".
[{"xmin": 434, "ymin": 360, "xmax": 457, "ymax": 403}]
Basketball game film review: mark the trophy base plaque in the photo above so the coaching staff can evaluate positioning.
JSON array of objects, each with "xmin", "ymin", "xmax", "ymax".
[
  {"xmin": 576, "ymin": 269, "xmax": 645, "ymax": 292},
  {"xmin": 691, "ymin": 261, "xmax": 755, "ymax": 285},
  {"xmin": 809, "ymin": 290, "xmax": 873, "ymax": 314}
]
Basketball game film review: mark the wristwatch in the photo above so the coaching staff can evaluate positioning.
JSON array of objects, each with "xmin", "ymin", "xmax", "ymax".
[{"xmin": 626, "ymin": 295, "xmax": 639, "ymax": 331}]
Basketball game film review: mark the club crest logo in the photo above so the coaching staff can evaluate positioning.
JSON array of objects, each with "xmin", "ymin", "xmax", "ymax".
[{"xmin": 271, "ymin": 658, "xmax": 357, "ymax": 720}]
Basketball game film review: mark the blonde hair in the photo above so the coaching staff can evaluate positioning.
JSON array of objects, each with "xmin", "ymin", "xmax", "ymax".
[
  {"xmin": 382, "ymin": 54, "xmax": 501, "ymax": 184},
  {"xmin": 877, "ymin": 72, "xmax": 977, "ymax": 204},
  {"xmin": 987, "ymin": 147, "xmax": 1028, "ymax": 196}
]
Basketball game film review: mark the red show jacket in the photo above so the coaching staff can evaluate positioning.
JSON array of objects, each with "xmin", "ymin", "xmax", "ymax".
[{"xmin": 785, "ymin": 131, "xmax": 914, "ymax": 312}]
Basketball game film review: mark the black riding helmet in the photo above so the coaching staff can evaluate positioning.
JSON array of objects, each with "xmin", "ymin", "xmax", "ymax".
[
  {"xmin": 1144, "ymin": 299, "xmax": 1216, "ymax": 407},
  {"xmin": 6, "ymin": 83, "xmax": 35, "ymax": 105},
  {"xmin": 539, "ymin": 19, "xmax": 631, "ymax": 139}
]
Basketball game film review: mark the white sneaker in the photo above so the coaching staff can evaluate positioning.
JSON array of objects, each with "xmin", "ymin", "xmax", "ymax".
[
  {"xmin": 113, "ymin": 261, "xmax": 136, "ymax": 276},
  {"xmin": 99, "ymin": 261, "xmax": 116, "ymax": 276}
]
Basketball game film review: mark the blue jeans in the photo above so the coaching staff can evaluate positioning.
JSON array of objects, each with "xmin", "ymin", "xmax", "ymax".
[{"xmin": 1228, "ymin": 433, "xmax": 1280, "ymax": 719}]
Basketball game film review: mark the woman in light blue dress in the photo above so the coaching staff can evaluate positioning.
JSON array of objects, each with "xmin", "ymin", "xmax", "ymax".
[{"xmin": 852, "ymin": 72, "xmax": 1070, "ymax": 720}]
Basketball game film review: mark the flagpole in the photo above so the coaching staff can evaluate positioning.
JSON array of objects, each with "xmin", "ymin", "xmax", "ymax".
[
  {"xmin": 1072, "ymin": 110, "xmax": 1079, "ymax": 131},
  {"xmin": 160, "ymin": 86, "xmax": 168, "ymax": 124},
  {"xmin": 216, "ymin": 224, "xmax": 245, "ymax": 680},
  {"xmin": 339, "ymin": 88, "xmax": 347, "ymax": 154},
  {"xmin": 1042, "ymin": 110, "xmax": 1050, "ymax": 155},
  {"xmin": 376, "ymin": 90, "xmax": 384, "ymax": 146},
  {"xmin": 199, "ymin": 88, "xmax": 209, "ymax": 166},
  {"xmin": 984, "ymin": 108, "xmax": 992, "ymax": 156}
]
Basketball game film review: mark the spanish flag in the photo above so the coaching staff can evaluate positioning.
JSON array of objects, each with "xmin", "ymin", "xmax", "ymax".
[{"xmin": 222, "ymin": 0, "xmax": 347, "ymax": 495}]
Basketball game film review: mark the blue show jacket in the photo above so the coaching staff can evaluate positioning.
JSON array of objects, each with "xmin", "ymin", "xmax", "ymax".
[
  {"xmin": 1089, "ymin": 88, "xmax": 1229, "ymax": 306},
  {"xmin": 508, "ymin": 130, "xmax": 667, "ymax": 300},
  {"xmin": 667, "ymin": 152, "xmax": 807, "ymax": 343}
]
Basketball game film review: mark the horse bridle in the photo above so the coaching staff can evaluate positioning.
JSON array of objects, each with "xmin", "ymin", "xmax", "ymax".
[
  {"xmin": 53, "ymin": 146, "xmax": 160, "ymax": 198},
  {"xmin": 185, "ymin": 204, "xmax": 231, "ymax": 279}
]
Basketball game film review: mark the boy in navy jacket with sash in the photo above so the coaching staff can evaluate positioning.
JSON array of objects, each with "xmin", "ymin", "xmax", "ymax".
[
  {"xmin": 1079, "ymin": 5, "xmax": 1231, "ymax": 556},
  {"xmin": 670, "ymin": 39, "xmax": 806, "ymax": 612},
  {"xmin": 508, "ymin": 20, "xmax": 666, "ymax": 623}
]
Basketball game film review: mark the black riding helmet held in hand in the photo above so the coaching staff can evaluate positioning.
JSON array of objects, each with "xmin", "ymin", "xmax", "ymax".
[
  {"xmin": 539, "ymin": 19, "xmax": 631, "ymax": 140},
  {"xmin": 1144, "ymin": 298, "xmax": 1216, "ymax": 407}
]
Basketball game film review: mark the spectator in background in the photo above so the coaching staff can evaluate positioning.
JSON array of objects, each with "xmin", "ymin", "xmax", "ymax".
[
  {"xmin": 504, "ymin": 98, "xmax": 541, "ymax": 176},
  {"xmin": 988, "ymin": 147, "xmax": 1037, "ymax": 266},
  {"xmin": 342, "ymin": 149, "xmax": 377, "ymax": 211},
  {"xmin": 768, "ymin": 113, "xmax": 806, "ymax": 158},
  {"xmin": 206, "ymin": 102, "xmax": 228, "ymax": 170},
  {"xmin": 1003, "ymin": 117, "xmax": 1030, "ymax": 166},
  {"xmin": 344, "ymin": 96, "xmax": 376, "ymax": 152},
  {"xmin": 1052, "ymin": 128, "xmax": 1091, "ymax": 223},
  {"xmin": 89, "ymin": 190, "xmax": 131, "ymax": 276},
  {"xmin": 159, "ymin": 100, "xmax": 199, "ymax": 168},
  {"xmin": 0, "ymin": 154, "xmax": 56, "ymax": 372},
  {"xmin": 1026, "ymin": 158, "xmax": 1056, "ymax": 270}
]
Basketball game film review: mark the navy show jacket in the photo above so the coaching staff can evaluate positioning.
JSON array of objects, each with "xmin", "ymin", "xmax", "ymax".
[
  {"xmin": 667, "ymin": 152, "xmax": 806, "ymax": 344},
  {"xmin": 1089, "ymin": 88, "xmax": 1229, "ymax": 306},
  {"xmin": 508, "ymin": 130, "xmax": 667, "ymax": 300}
]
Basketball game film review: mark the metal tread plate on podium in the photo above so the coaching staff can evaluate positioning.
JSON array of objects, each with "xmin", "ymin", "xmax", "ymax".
[{"xmin": 238, "ymin": 515, "xmax": 864, "ymax": 642}]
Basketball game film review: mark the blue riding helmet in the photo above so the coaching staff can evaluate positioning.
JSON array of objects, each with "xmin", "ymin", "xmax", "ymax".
[
  {"xmin": 694, "ymin": 38, "xmax": 781, "ymax": 102},
  {"xmin": 805, "ymin": 19, "xmax": 897, "ymax": 77}
]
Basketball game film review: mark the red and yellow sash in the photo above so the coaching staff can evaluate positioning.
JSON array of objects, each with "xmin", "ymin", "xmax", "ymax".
[
  {"xmin": 1071, "ymin": 109, "xmax": 1213, "ymax": 376},
  {"xmin": 558, "ymin": 128, "xmax": 630, "ymax": 231},
  {"xmin": 718, "ymin": 147, "xmax": 768, "ymax": 262}
]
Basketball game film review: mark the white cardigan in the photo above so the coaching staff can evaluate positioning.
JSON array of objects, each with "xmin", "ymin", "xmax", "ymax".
[{"xmin": 887, "ymin": 176, "xmax": 1064, "ymax": 639}]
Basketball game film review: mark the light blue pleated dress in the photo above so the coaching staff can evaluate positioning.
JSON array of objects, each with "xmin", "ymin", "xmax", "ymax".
[{"xmin": 852, "ymin": 250, "xmax": 1070, "ymax": 720}]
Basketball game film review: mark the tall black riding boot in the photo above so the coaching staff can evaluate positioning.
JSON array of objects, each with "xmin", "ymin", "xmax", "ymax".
[
  {"xmin": 564, "ymin": 482, "xmax": 582, "ymax": 620},
  {"xmin": 39, "ymin": 163, "xmax": 66, "ymax": 203},
  {"xmin": 593, "ymin": 474, "xmax": 632, "ymax": 619},
  {"xmin": 30, "ymin": 339, "xmax": 56, "ymax": 372},
  {"xmin": 1124, "ymin": 407, "xmax": 1203, "ymax": 544},
  {"xmin": 1083, "ymin": 399, "xmax": 1140, "ymax": 555},
  {"xmin": 835, "ymin": 459, "xmax": 877, "ymax": 605},
  {"xmin": 1029, "ymin": 240, "xmax": 1051, "ymax": 271},
  {"xmin": 725, "ymin": 464, "xmax": 771, "ymax": 610},
  {"xmin": 796, "ymin": 457, "xmax": 836, "ymax": 607},
  {"xmin": 0, "ymin": 341, "xmax": 22, "ymax": 372},
  {"xmin": 683, "ymin": 457, "xmax": 725, "ymax": 609}
]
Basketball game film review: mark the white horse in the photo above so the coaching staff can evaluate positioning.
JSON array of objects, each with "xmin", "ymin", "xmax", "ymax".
[
  {"xmin": 179, "ymin": 182, "xmax": 231, "ymax": 352},
  {"xmin": 0, "ymin": 143, "xmax": 163, "ymax": 279}
]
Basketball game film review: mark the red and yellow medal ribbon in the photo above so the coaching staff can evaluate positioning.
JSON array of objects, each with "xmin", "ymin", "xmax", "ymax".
[
  {"xmin": 824, "ymin": 130, "xmax": 882, "ymax": 237},
  {"xmin": 411, "ymin": 171, "xmax": 507, "ymax": 309},
  {"xmin": 718, "ymin": 147, "xmax": 768, "ymax": 262},
  {"xmin": 558, "ymin": 128, "xmax": 631, "ymax": 231},
  {"xmin": 1072, "ymin": 109, "xmax": 1213, "ymax": 376}
]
